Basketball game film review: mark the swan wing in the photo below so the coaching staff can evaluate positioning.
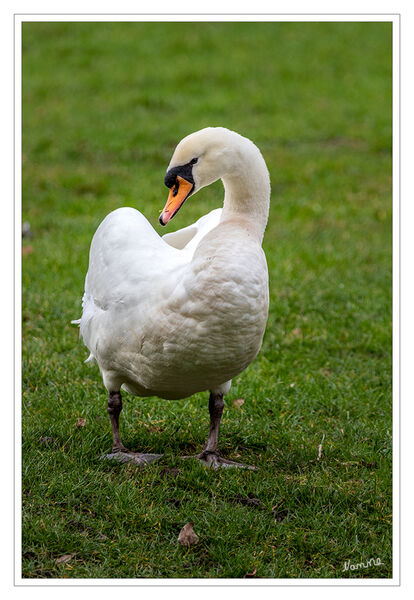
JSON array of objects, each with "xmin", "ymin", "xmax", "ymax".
[{"xmin": 79, "ymin": 207, "xmax": 187, "ymax": 361}]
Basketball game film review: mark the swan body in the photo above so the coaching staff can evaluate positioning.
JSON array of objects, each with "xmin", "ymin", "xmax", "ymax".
[{"xmin": 76, "ymin": 127, "xmax": 270, "ymax": 466}]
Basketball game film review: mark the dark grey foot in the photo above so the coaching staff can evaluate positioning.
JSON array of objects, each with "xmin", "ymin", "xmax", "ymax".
[
  {"xmin": 195, "ymin": 451, "xmax": 256, "ymax": 470},
  {"xmin": 112, "ymin": 443, "xmax": 129, "ymax": 453},
  {"xmin": 101, "ymin": 451, "xmax": 163, "ymax": 465}
]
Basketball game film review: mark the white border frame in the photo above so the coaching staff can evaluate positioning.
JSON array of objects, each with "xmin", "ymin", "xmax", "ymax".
[{"xmin": 14, "ymin": 13, "xmax": 399, "ymax": 587}]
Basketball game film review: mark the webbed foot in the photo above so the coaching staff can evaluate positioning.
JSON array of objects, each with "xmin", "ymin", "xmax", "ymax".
[
  {"xmin": 196, "ymin": 450, "xmax": 256, "ymax": 470},
  {"xmin": 101, "ymin": 450, "xmax": 163, "ymax": 465}
]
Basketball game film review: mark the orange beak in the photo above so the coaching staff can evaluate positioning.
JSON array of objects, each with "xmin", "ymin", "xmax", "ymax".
[{"xmin": 159, "ymin": 176, "xmax": 194, "ymax": 226}]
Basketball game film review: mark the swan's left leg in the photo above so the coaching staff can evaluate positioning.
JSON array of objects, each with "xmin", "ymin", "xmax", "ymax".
[
  {"xmin": 107, "ymin": 390, "xmax": 128, "ymax": 453},
  {"xmin": 197, "ymin": 389, "xmax": 255, "ymax": 470},
  {"xmin": 198, "ymin": 391, "xmax": 224, "ymax": 458}
]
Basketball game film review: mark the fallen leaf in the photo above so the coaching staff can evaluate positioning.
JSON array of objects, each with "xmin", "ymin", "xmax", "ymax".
[
  {"xmin": 244, "ymin": 566, "xmax": 257, "ymax": 578},
  {"xmin": 22, "ymin": 245, "xmax": 34, "ymax": 255},
  {"xmin": 56, "ymin": 553, "xmax": 75, "ymax": 564},
  {"xmin": 178, "ymin": 522, "xmax": 199, "ymax": 547},
  {"xmin": 75, "ymin": 417, "xmax": 86, "ymax": 428},
  {"xmin": 233, "ymin": 398, "xmax": 245, "ymax": 408}
]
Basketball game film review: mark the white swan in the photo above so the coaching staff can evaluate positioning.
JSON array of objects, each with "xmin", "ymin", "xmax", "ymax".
[{"xmin": 76, "ymin": 127, "xmax": 270, "ymax": 468}]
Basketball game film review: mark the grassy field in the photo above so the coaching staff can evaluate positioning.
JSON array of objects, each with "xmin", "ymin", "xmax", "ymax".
[{"xmin": 21, "ymin": 22, "xmax": 392, "ymax": 579}]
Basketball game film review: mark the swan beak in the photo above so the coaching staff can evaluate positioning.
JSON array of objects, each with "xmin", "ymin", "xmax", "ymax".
[{"xmin": 159, "ymin": 176, "xmax": 194, "ymax": 226}]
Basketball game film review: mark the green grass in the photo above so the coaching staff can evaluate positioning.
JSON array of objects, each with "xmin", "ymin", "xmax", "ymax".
[{"xmin": 22, "ymin": 22, "xmax": 392, "ymax": 579}]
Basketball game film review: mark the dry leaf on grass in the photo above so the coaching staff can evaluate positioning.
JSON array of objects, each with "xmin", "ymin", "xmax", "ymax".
[
  {"xmin": 22, "ymin": 245, "xmax": 34, "ymax": 256},
  {"xmin": 75, "ymin": 418, "xmax": 86, "ymax": 428},
  {"xmin": 232, "ymin": 398, "xmax": 245, "ymax": 408},
  {"xmin": 178, "ymin": 522, "xmax": 199, "ymax": 547},
  {"xmin": 55, "ymin": 553, "xmax": 75, "ymax": 564}
]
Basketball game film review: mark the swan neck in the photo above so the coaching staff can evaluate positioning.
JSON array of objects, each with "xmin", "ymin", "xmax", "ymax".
[{"xmin": 221, "ymin": 153, "xmax": 270, "ymax": 241}]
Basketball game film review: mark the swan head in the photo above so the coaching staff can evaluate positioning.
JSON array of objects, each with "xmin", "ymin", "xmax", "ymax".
[{"xmin": 160, "ymin": 127, "xmax": 262, "ymax": 226}]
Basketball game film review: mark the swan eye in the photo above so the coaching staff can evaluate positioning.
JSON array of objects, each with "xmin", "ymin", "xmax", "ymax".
[{"xmin": 190, "ymin": 157, "xmax": 198, "ymax": 165}]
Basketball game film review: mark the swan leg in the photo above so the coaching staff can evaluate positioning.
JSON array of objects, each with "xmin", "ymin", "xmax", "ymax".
[
  {"xmin": 197, "ymin": 392, "xmax": 255, "ymax": 470},
  {"xmin": 107, "ymin": 391, "xmax": 128, "ymax": 453},
  {"xmin": 103, "ymin": 390, "xmax": 163, "ymax": 465},
  {"xmin": 202, "ymin": 391, "xmax": 224, "ymax": 455}
]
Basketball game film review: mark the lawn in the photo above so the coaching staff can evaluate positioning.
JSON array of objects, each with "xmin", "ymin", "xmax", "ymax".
[{"xmin": 21, "ymin": 21, "xmax": 392, "ymax": 579}]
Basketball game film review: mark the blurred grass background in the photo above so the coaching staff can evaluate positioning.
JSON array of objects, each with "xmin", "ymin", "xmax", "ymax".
[{"xmin": 22, "ymin": 21, "xmax": 392, "ymax": 579}]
